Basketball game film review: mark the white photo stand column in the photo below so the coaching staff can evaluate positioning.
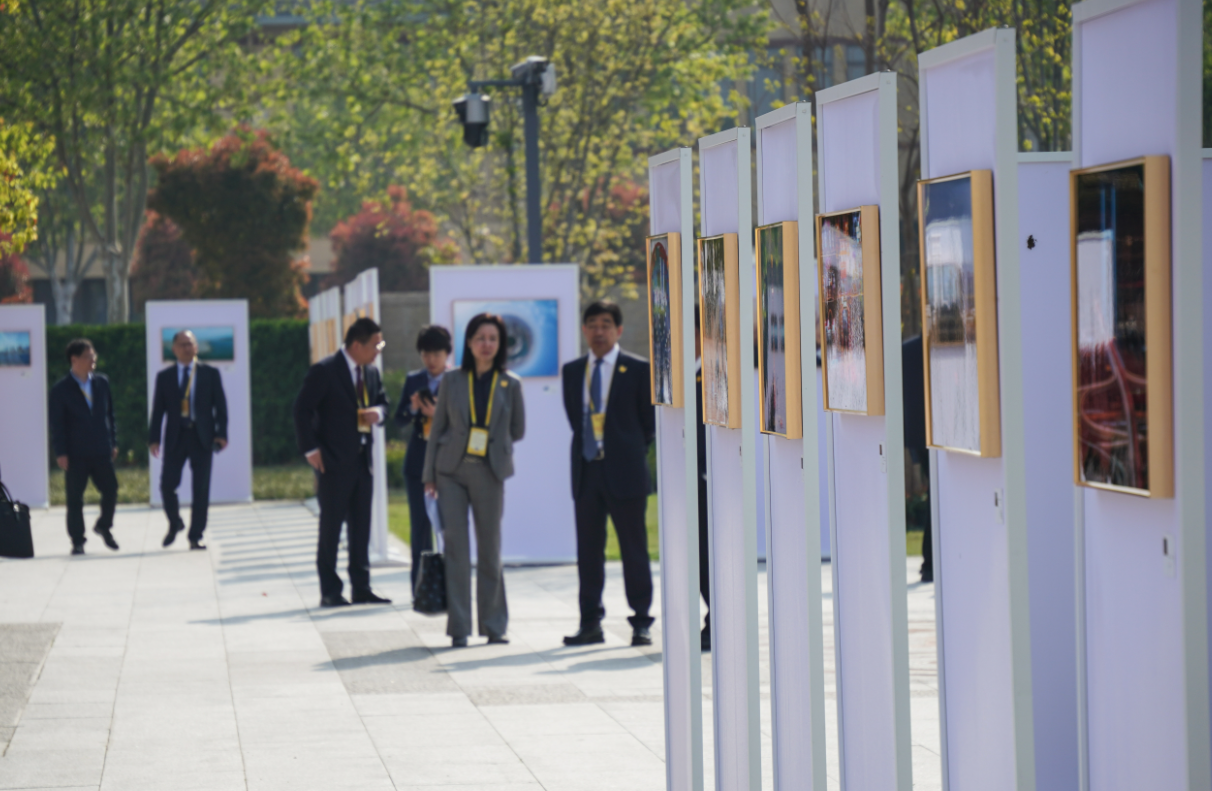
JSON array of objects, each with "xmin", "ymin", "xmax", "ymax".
[
  {"xmin": 343, "ymin": 269, "xmax": 397, "ymax": 565},
  {"xmin": 650, "ymin": 147, "xmax": 704, "ymax": 791},
  {"xmin": 308, "ymin": 287, "xmax": 342, "ymax": 364},
  {"xmin": 754, "ymin": 102, "xmax": 826, "ymax": 791},
  {"xmin": 1071, "ymin": 0, "xmax": 1209, "ymax": 788},
  {"xmin": 0, "ymin": 304, "xmax": 48, "ymax": 507},
  {"xmin": 698, "ymin": 127, "xmax": 761, "ymax": 791},
  {"xmin": 814, "ymin": 74, "xmax": 911, "ymax": 791}
]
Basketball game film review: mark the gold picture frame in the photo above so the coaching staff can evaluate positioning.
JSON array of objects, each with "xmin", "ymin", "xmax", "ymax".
[
  {"xmin": 646, "ymin": 232, "xmax": 683, "ymax": 407},
  {"xmin": 917, "ymin": 169, "xmax": 1001, "ymax": 457},
  {"xmin": 697, "ymin": 233, "xmax": 742, "ymax": 429},
  {"xmin": 1069, "ymin": 156, "xmax": 1172, "ymax": 498},
  {"xmin": 816, "ymin": 205, "xmax": 884, "ymax": 416},
  {"xmin": 755, "ymin": 221, "xmax": 803, "ymax": 438}
]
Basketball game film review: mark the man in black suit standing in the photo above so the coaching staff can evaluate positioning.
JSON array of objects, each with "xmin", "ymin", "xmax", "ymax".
[
  {"xmin": 294, "ymin": 317, "xmax": 392, "ymax": 608},
  {"xmin": 148, "ymin": 330, "xmax": 229, "ymax": 550},
  {"xmin": 561, "ymin": 301, "xmax": 657, "ymax": 647},
  {"xmin": 49, "ymin": 339, "xmax": 120, "ymax": 555},
  {"xmin": 393, "ymin": 325, "xmax": 451, "ymax": 593}
]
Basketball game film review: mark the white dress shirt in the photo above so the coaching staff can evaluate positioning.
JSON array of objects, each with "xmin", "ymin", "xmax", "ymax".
[{"xmin": 582, "ymin": 343, "xmax": 620, "ymax": 414}]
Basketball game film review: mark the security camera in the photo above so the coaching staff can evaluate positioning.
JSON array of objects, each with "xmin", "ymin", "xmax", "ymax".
[{"xmin": 452, "ymin": 92, "xmax": 492, "ymax": 148}]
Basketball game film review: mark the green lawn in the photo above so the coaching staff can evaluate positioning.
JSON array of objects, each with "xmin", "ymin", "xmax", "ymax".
[
  {"xmin": 48, "ymin": 464, "xmax": 316, "ymax": 505},
  {"xmin": 907, "ymin": 529, "xmax": 925, "ymax": 557}
]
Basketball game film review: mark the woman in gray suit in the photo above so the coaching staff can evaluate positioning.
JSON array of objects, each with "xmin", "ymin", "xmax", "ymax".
[{"xmin": 423, "ymin": 313, "xmax": 525, "ymax": 647}]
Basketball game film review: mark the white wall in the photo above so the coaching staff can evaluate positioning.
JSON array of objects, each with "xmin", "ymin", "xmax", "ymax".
[
  {"xmin": 0, "ymin": 304, "xmax": 48, "ymax": 508},
  {"xmin": 145, "ymin": 301, "xmax": 253, "ymax": 506},
  {"xmin": 428, "ymin": 265, "xmax": 579, "ymax": 564}
]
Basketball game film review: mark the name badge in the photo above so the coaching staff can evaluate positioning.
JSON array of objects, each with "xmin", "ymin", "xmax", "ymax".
[
  {"xmin": 591, "ymin": 412, "xmax": 605, "ymax": 442},
  {"xmin": 357, "ymin": 409, "xmax": 373, "ymax": 433},
  {"xmin": 467, "ymin": 427, "xmax": 489, "ymax": 456},
  {"xmin": 180, "ymin": 398, "xmax": 190, "ymax": 418},
  {"xmin": 422, "ymin": 416, "xmax": 432, "ymax": 440}
]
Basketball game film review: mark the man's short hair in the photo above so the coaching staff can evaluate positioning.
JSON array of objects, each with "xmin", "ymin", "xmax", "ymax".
[
  {"xmin": 416, "ymin": 325, "xmax": 452, "ymax": 354},
  {"xmin": 344, "ymin": 317, "xmax": 382, "ymax": 347},
  {"xmin": 172, "ymin": 329, "xmax": 195, "ymax": 344},
  {"xmin": 65, "ymin": 338, "xmax": 94, "ymax": 364},
  {"xmin": 582, "ymin": 300, "xmax": 622, "ymax": 327}
]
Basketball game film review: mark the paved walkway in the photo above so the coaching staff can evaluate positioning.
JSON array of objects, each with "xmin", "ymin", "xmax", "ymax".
[{"xmin": 0, "ymin": 501, "xmax": 940, "ymax": 791}]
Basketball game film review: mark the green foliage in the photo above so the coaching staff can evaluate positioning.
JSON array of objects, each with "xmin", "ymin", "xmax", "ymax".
[
  {"xmin": 0, "ymin": 118, "xmax": 56, "ymax": 255},
  {"xmin": 248, "ymin": 319, "xmax": 311, "ymax": 465}
]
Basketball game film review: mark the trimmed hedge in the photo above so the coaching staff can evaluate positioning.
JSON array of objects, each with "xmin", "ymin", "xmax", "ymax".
[{"xmin": 45, "ymin": 319, "xmax": 309, "ymax": 466}]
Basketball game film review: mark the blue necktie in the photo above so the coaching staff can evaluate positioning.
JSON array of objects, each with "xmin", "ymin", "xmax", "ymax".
[{"xmin": 582, "ymin": 358, "xmax": 603, "ymax": 461}]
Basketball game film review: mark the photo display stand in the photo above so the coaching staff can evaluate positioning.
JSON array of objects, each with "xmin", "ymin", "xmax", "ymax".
[
  {"xmin": 814, "ymin": 74, "xmax": 910, "ymax": 791},
  {"xmin": 918, "ymin": 29, "xmax": 1041, "ymax": 790},
  {"xmin": 698, "ymin": 127, "xmax": 761, "ymax": 791},
  {"xmin": 649, "ymin": 147, "xmax": 703, "ymax": 791},
  {"xmin": 343, "ymin": 268, "xmax": 399, "ymax": 565},
  {"xmin": 1070, "ymin": 0, "xmax": 1209, "ymax": 787},
  {"xmin": 0, "ymin": 304, "xmax": 48, "ymax": 507},
  {"xmin": 145, "ymin": 300, "xmax": 253, "ymax": 506},
  {"xmin": 754, "ymin": 102, "xmax": 826, "ymax": 791},
  {"xmin": 308, "ymin": 287, "xmax": 342, "ymax": 364}
]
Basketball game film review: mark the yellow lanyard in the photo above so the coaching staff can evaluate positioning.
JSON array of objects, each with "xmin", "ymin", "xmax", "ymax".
[
  {"xmin": 359, "ymin": 373, "xmax": 368, "ymax": 408},
  {"xmin": 468, "ymin": 370, "xmax": 499, "ymax": 427}
]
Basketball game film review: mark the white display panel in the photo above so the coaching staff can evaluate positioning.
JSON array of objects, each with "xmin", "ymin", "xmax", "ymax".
[
  {"xmin": 428, "ymin": 264, "xmax": 579, "ymax": 564},
  {"xmin": 815, "ymin": 73, "xmax": 911, "ymax": 791},
  {"xmin": 343, "ymin": 268, "xmax": 397, "ymax": 565},
  {"xmin": 650, "ymin": 147, "xmax": 703, "ymax": 791},
  {"xmin": 1072, "ymin": 0, "xmax": 1209, "ymax": 788},
  {"xmin": 145, "ymin": 300, "xmax": 253, "ymax": 506},
  {"xmin": 699, "ymin": 127, "xmax": 761, "ymax": 791},
  {"xmin": 919, "ymin": 29, "xmax": 1036, "ymax": 791},
  {"xmin": 755, "ymin": 102, "xmax": 826, "ymax": 791},
  {"xmin": 0, "ymin": 304, "xmax": 48, "ymax": 507}
]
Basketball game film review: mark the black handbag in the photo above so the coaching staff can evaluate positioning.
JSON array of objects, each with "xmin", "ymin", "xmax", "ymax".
[
  {"xmin": 413, "ymin": 550, "xmax": 447, "ymax": 614},
  {"xmin": 0, "ymin": 481, "xmax": 34, "ymax": 559}
]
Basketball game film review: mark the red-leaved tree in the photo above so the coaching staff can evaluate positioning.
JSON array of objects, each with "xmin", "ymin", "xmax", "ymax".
[
  {"xmin": 148, "ymin": 128, "xmax": 318, "ymax": 318},
  {"xmin": 0, "ymin": 246, "xmax": 32, "ymax": 304},
  {"xmin": 328, "ymin": 186, "xmax": 457, "ymax": 292},
  {"xmin": 130, "ymin": 211, "xmax": 199, "ymax": 317}
]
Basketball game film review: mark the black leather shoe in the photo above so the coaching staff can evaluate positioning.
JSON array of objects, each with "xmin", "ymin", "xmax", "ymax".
[
  {"xmin": 351, "ymin": 591, "xmax": 392, "ymax": 605},
  {"xmin": 70, "ymin": 543, "xmax": 85, "ymax": 556},
  {"xmin": 189, "ymin": 540, "xmax": 206, "ymax": 551},
  {"xmin": 163, "ymin": 522, "xmax": 184, "ymax": 548},
  {"xmin": 319, "ymin": 595, "xmax": 350, "ymax": 608},
  {"xmin": 631, "ymin": 626, "xmax": 652, "ymax": 647},
  {"xmin": 701, "ymin": 626, "xmax": 711, "ymax": 652},
  {"xmin": 487, "ymin": 635, "xmax": 509, "ymax": 644},
  {"xmin": 451, "ymin": 636, "xmax": 468, "ymax": 648},
  {"xmin": 94, "ymin": 526, "xmax": 119, "ymax": 551},
  {"xmin": 563, "ymin": 625, "xmax": 605, "ymax": 646}
]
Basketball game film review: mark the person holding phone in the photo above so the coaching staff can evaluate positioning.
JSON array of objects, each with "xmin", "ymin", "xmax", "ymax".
[
  {"xmin": 394, "ymin": 325, "xmax": 452, "ymax": 593},
  {"xmin": 148, "ymin": 330, "xmax": 228, "ymax": 550},
  {"xmin": 422, "ymin": 313, "xmax": 525, "ymax": 647}
]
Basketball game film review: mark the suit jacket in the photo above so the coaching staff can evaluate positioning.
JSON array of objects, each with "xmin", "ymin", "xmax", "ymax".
[
  {"xmin": 422, "ymin": 367, "xmax": 525, "ymax": 484},
  {"xmin": 148, "ymin": 363, "xmax": 228, "ymax": 454},
  {"xmin": 49, "ymin": 373, "xmax": 117, "ymax": 459},
  {"xmin": 394, "ymin": 369, "xmax": 439, "ymax": 480},
  {"xmin": 293, "ymin": 351, "xmax": 389, "ymax": 475},
  {"xmin": 562, "ymin": 349, "xmax": 655, "ymax": 500}
]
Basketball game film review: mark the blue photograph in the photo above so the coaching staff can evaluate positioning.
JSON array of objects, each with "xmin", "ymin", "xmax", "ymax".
[
  {"xmin": 452, "ymin": 299, "xmax": 559, "ymax": 377},
  {"xmin": 161, "ymin": 326, "xmax": 236, "ymax": 363},
  {"xmin": 0, "ymin": 331, "xmax": 31, "ymax": 366}
]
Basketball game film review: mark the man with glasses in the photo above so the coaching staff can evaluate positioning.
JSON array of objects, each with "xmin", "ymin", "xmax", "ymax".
[
  {"xmin": 294, "ymin": 317, "xmax": 393, "ymax": 607},
  {"xmin": 148, "ymin": 329, "xmax": 229, "ymax": 550},
  {"xmin": 48, "ymin": 339, "xmax": 119, "ymax": 555}
]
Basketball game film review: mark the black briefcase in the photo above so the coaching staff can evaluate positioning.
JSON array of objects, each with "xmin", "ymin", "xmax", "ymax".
[
  {"xmin": 0, "ymin": 482, "xmax": 34, "ymax": 559},
  {"xmin": 413, "ymin": 551, "xmax": 447, "ymax": 614}
]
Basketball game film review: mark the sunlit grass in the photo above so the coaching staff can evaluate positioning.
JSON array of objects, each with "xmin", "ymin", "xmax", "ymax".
[{"xmin": 48, "ymin": 464, "xmax": 317, "ymax": 505}]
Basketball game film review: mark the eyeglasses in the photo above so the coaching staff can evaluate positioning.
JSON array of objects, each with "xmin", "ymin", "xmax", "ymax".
[{"xmin": 374, "ymin": 340, "xmax": 386, "ymax": 351}]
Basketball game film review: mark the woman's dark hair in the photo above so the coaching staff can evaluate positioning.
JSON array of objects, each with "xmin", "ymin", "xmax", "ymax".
[
  {"xmin": 416, "ymin": 324, "xmax": 453, "ymax": 354},
  {"xmin": 65, "ymin": 338, "xmax": 94, "ymax": 364},
  {"xmin": 460, "ymin": 313, "xmax": 509, "ymax": 373}
]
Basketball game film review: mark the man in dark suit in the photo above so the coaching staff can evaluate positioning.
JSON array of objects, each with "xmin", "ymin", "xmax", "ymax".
[
  {"xmin": 148, "ymin": 330, "xmax": 229, "ymax": 550},
  {"xmin": 561, "ymin": 301, "xmax": 657, "ymax": 647},
  {"xmin": 48, "ymin": 338, "xmax": 119, "ymax": 554},
  {"xmin": 294, "ymin": 317, "xmax": 392, "ymax": 608},
  {"xmin": 393, "ymin": 324, "xmax": 451, "ymax": 593},
  {"xmin": 695, "ymin": 308, "xmax": 711, "ymax": 651}
]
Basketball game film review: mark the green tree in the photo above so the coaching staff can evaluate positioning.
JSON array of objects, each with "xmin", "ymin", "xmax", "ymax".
[
  {"xmin": 0, "ymin": 118, "xmax": 56, "ymax": 255},
  {"xmin": 0, "ymin": 0, "xmax": 271, "ymax": 323},
  {"xmin": 147, "ymin": 129, "xmax": 318, "ymax": 319}
]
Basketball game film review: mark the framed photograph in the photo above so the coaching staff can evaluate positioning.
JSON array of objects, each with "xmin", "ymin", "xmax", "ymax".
[
  {"xmin": 0, "ymin": 330, "xmax": 32, "ymax": 367},
  {"xmin": 816, "ymin": 206, "xmax": 884, "ymax": 416},
  {"xmin": 647, "ymin": 233, "xmax": 683, "ymax": 407},
  {"xmin": 917, "ymin": 170, "xmax": 1001, "ymax": 457},
  {"xmin": 161, "ymin": 326, "xmax": 236, "ymax": 363},
  {"xmin": 756, "ymin": 221, "xmax": 802, "ymax": 438},
  {"xmin": 697, "ymin": 233, "xmax": 741, "ymax": 428},
  {"xmin": 1070, "ymin": 156, "xmax": 1172, "ymax": 497},
  {"xmin": 452, "ymin": 298, "xmax": 560, "ymax": 377}
]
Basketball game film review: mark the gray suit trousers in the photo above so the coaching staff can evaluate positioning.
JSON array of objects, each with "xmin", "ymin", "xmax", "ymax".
[{"xmin": 437, "ymin": 457, "xmax": 508, "ymax": 639}]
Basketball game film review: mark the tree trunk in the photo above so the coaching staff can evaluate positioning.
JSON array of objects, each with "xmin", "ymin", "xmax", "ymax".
[{"xmin": 51, "ymin": 275, "xmax": 77, "ymax": 325}]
